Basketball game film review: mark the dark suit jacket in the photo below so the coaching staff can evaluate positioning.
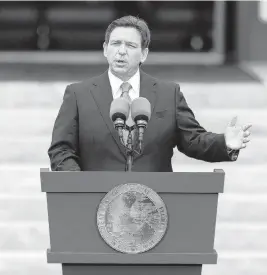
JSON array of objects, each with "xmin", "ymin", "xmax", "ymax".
[{"xmin": 48, "ymin": 69, "xmax": 238, "ymax": 172}]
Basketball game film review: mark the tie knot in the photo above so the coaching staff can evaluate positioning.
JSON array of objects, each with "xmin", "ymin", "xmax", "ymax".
[{"xmin": 120, "ymin": 82, "xmax": 132, "ymax": 94}]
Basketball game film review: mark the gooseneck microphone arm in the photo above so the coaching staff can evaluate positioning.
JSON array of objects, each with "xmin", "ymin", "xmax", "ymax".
[
  {"xmin": 110, "ymin": 97, "xmax": 130, "ymax": 148},
  {"xmin": 113, "ymin": 117, "xmax": 125, "ymax": 145},
  {"xmin": 114, "ymin": 118, "xmax": 137, "ymax": 172},
  {"xmin": 135, "ymin": 118, "xmax": 148, "ymax": 153},
  {"xmin": 125, "ymin": 128, "xmax": 134, "ymax": 172},
  {"xmin": 110, "ymin": 97, "xmax": 151, "ymax": 172},
  {"xmin": 110, "ymin": 98, "xmax": 138, "ymax": 171},
  {"xmin": 131, "ymin": 97, "xmax": 151, "ymax": 154}
]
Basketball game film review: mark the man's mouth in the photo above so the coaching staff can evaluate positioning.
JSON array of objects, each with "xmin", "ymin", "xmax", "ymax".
[{"xmin": 115, "ymin": 60, "xmax": 126, "ymax": 64}]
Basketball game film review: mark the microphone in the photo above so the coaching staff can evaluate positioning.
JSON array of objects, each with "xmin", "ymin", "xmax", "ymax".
[
  {"xmin": 110, "ymin": 97, "xmax": 130, "ymax": 143},
  {"xmin": 131, "ymin": 97, "xmax": 151, "ymax": 147}
]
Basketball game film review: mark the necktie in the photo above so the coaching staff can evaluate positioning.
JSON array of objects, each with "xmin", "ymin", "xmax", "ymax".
[
  {"xmin": 120, "ymin": 82, "xmax": 132, "ymax": 105},
  {"xmin": 120, "ymin": 82, "xmax": 135, "ymax": 126},
  {"xmin": 120, "ymin": 82, "xmax": 135, "ymax": 146}
]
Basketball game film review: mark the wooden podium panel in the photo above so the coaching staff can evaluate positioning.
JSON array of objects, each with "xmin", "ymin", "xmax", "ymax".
[{"xmin": 41, "ymin": 169, "xmax": 224, "ymax": 275}]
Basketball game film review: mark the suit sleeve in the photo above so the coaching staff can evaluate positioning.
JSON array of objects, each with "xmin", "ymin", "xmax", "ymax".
[
  {"xmin": 48, "ymin": 85, "xmax": 81, "ymax": 171},
  {"xmin": 175, "ymin": 84, "xmax": 239, "ymax": 162}
]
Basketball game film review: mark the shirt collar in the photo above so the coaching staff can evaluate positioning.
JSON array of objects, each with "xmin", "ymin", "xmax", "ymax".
[{"xmin": 108, "ymin": 68, "xmax": 140, "ymax": 98}]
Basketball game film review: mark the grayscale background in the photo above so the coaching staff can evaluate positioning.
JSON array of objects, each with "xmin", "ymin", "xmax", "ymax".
[{"xmin": 0, "ymin": 1, "xmax": 267, "ymax": 275}]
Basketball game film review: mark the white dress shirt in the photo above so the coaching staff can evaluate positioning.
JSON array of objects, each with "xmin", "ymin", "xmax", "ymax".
[{"xmin": 108, "ymin": 69, "xmax": 140, "ymax": 100}]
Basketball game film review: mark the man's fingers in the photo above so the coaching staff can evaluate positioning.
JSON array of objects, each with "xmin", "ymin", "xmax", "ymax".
[
  {"xmin": 242, "ymin": 124, "xmax": 252, "ymax": 131},
  {"xmin": 229, "ymin": 116, "xmax": 238, "ymax": 127},
  {"xmin": 243, "ymin": 130, "xmax": 251, "ymax": 137},
  {"xmin": 243, "ymin": 138, "xmax": 250, "ymax": 143}
]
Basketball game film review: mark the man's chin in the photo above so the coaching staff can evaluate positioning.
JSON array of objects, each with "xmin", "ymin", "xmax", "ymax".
[
  {"xmin": 113, "ymin": 65, "xmax": 127, "ymax": 71},
  {"xmin": 111, "ymin": 67, "xmax": 127, "ymax": 76}
]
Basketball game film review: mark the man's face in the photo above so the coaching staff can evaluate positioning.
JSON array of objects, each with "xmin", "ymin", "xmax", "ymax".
[{"xmin": 103, "ymin": 27, "xmax": 148, "ymax": 81}]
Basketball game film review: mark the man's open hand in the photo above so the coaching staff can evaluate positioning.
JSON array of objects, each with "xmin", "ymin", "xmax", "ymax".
[{"xmin": 224, "ymin": 116, "xmax": 252, "ymax": 150}]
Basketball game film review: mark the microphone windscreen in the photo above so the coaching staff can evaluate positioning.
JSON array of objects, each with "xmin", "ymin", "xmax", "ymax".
[
  {"xmin": 110, "ymin": 97, "xmax": 130, "ymax": 122},
  {"xmin": 131, "ymin": 97, "xmax": 151, "ymax": 122}
]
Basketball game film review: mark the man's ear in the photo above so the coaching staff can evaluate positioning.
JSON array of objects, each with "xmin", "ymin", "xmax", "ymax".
[
  {"xmin": 141, "ymin": 48, "xmax": 149, "ymax": 63},
  {"xmin": 103, "ymin": 42, "xmax": 107, "ymax": 58}
]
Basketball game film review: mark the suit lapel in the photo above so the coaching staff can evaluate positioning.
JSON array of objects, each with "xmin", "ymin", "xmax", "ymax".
[
  {"xmin": 133, "ymin": 70, "xmax": 158, "ymax": 161},
  {"xmin": 139, "ymin": 70, "xmax": 157, "ymax": 116},
  {"xmin": 90, "ymin": 70, "xmax": 127, "ymax": 159}
]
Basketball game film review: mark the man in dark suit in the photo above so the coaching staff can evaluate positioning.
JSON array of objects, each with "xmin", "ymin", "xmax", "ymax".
[{"xmin": 48, "ymin": 15, "xmax": 252, "ymax": 172}]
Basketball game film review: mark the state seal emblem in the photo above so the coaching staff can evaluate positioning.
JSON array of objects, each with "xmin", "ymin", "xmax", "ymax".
[{"xmin": 96, "ymin": 183, "xmax": 168, "ymax": 254}]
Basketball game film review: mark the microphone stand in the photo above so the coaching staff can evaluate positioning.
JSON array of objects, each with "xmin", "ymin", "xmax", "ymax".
[
  {"xmin": 114, "ymin": 122, "xmax": 143, "ymax": 172},
  {"xmin": 125, "ymin": 127, "xmax": 134, "ymax": 172},
  {"xmin": 136, "ymin": 119, "xmax": 147, "ymax": 154}
]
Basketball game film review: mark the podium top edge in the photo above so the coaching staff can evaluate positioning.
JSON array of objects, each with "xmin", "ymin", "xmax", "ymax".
[
  {"xmin": 40, "ymin": 170, "xmax": 225, "ymax": 193},
  {"xmin": 39, "ymin": 169, "xmax": 225, "ymax": 174}
]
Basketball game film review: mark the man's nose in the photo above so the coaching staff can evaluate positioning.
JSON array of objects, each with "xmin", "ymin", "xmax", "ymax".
[{"xmin": 118, "ymin": 43, "xmax": 127, "ymax": 54}]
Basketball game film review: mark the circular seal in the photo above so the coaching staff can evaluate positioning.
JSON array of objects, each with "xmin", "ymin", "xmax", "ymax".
[{"xmin": 96, "ymin": 183, "xmax": 168, "ymax": 254}]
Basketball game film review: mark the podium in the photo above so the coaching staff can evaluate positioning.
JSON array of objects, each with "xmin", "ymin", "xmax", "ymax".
[{"xmin": 40, "ymin": 169, "xmax": 225, "ymax": 275}]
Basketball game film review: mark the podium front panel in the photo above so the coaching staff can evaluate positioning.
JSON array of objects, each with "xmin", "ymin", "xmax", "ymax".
[{"xmin": 46, "ymin": 192, "xmax": 218, "ymax": 253}]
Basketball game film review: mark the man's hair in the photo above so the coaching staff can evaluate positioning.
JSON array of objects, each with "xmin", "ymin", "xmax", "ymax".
[{"xmin": 104, "ymin": 15, "xmax": 151, "ymax": 49}]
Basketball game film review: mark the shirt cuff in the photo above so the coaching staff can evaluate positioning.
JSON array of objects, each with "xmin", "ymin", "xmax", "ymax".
[{"xmin": 227, "ymin": 147, "xmax": 239, "ymax": 161}]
